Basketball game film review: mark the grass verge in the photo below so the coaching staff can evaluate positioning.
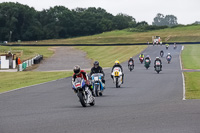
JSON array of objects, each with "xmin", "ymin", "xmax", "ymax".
[
  {"xmin": 0, "ymin": 71, "xmax": 73, "ymax": 93},
  {"xmin": 181, "ymin": 44, "xmax": 200, "ymax": 99},
  {"xmin": 184, "ymin": 72, "xmax": 200, "ymax": 99},
  {"xmin": 12, "ymin": 25, "xmax": 200, "ymax": 44},
  {"xmin": 76, "ymin": 45, "xmax": 147, "ymax": 67},
  {"xmin": 181, "ymin": 44, "xmax": 200, "ymax": 69}
]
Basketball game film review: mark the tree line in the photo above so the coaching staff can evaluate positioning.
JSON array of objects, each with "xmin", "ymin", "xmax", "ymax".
[{"xmin": 0, "ymin": 2, "xmax": 179, "ymax": 42}]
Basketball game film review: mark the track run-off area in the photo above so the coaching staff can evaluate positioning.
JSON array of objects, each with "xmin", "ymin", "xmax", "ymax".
[{"xmin": 1, "ymin": 45, "xmax": 200, "ymax": 133}]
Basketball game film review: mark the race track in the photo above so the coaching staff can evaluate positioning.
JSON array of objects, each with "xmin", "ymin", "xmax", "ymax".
[{"xmin": 1, "ymin": 45, "xmax": 200, "ymax": 133}]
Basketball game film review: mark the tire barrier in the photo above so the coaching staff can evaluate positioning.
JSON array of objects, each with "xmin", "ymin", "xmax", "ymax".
[
  {"xmin": 33, "ymin": 55, "xmax": 43, "ymax": 64},
  {"xmin": 18, "ymin": 55, "xmax": 43, "ymax": 71}
]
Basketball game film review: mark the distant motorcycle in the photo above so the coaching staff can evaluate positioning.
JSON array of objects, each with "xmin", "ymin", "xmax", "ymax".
[
  {"xmin": 128, "ymin": 61, "xmax": 134, "ymax": 71},
  {"xmin": 111, "ymin": 67, "xmax": 123, "ymax": 88},
  {"xmin": 139, "ymin": 57, "xmax": 144, "ymax": 64},
  {"xmin": 166, "ymin": 56, "xmax": 172, "ymax": 64},
  {"xmin": 72, "ymin": 78, "xmax": 95, "ymax": 107},
  {"xmin": 166, "ymin": 45, "xmax": 169, "ymax": 50},
  {"xmin": 144, "ymin": 59, "xmax": 150, "ymax": 69},
  {"xmin": 160, "ymin": 51, "xmax": 164, "ymax": 57},
  {"xmin": 174, "ymin": 45, "xmax": 177, "ymax": 49},
  {"xmin": 91, "ymin": 73, "xmax": 104, "ymax": 96},
  {"xmin": 155, "ymin": 61, "xmax": 161, "ymax": 74}
]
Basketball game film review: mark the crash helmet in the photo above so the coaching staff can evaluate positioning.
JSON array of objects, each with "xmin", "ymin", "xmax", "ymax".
[
  {"xmin": 146, "ymin": 55, "xmax": 150, "ymax": 58},
  {"xmin": 168, "ymin": 53, "xmax": 171, "ymax": 55},
  {"xmin": 73, "ymin": 65, "xmax": 81, "ymax": 75},
  {"xmin": 115, "ymin": 60, "xmax": 120, "ymax": 65},
  {"xmin": 156, "ymin": 57, "xmax": 159, "ymax": 59},
  {"xmin": 130, "ymin": 57, "xmax": 133, "ymax": 59},
  {"xmin": 94, "ymin": 61, "xmax": 99, "ymax": 68}
]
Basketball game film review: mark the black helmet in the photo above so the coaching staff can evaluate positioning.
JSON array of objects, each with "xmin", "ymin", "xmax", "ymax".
[
  {"xmin": 73, "ymin": 65, "xmax": 80, "ymax": 75},
  {"xmin": 94, "ymin": 61, "xmax": 99, "ymax": 68}
]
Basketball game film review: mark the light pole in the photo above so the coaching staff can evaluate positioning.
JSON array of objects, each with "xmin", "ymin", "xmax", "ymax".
[{"xmin": 9, "ymin": 31, "xmax": 12, "ymax": 42}]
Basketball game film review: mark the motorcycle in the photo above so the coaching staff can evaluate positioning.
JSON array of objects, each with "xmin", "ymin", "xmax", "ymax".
[
  {"xmin": 91, "ymin": 73, "xmax": 104, "ymax": 97},
  {"xmin": 166, "ymin": 56, "xmax": 171, "ymax": 64},
  {"xmin": 144, "ymin": 59, "xmax": 150, "ymax": 69},
  {"xmin": 166, "ymin": 45, "xmax": 169, "ymax": 50},
  {"xmin": 128, "ymin": 61, "xmax": 134, "ymax": 71},
  {"xmin": 160, "ymin": 51, "xmax": 164, "ymax": 57},
  {"xmin": 174, "ymin": 45, "xmax": 177, "ymax": 49},
  {"xmin": 112, "ymin": 67, "xmax": 123, "ymax": 88},
  {"xmin": 155, "ymin": 61, "xmax": 161, "ymax": 74},
  {"xmin": 139, "ymin": 57, "xmax": 144, "ymax": 64},
  {"xmin": 72, "ymin": 78, "xmax": 95, "ymax": 107}
]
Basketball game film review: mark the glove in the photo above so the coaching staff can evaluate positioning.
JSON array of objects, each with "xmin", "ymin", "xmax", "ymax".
[{"xmin": 86, "ymin": 80, "xmax": 90, "ymax": 85}]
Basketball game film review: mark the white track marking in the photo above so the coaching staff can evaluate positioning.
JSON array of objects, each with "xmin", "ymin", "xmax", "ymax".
[{"xmin": 180, "ymin": 45, "xmax": 186, "ymax": 100}]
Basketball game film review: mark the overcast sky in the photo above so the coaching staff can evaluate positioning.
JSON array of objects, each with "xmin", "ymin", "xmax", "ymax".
[{"xmin": 2, "ymin": 0, "xmax": 200, "ymax": 25}]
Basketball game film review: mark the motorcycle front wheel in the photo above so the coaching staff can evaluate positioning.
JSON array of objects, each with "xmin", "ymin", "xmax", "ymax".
[{"xmin": 77, "ymin": 92, "xmax": 87, "ymax": 107}]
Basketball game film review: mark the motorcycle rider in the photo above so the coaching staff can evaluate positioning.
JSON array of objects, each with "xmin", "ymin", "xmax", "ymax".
[
  {"xmin": 72, "ymin": 65, "xmax": 93, "ymax": 94},
  {"xmin": 174, "ymin": 43, "xmax": 177, "ymax": 49},
  {"xmin": 111, "ymin": 60, "xmax": 124, "ymax": 84},
  {"xmin": 165, "ymin": 43, "xmax": 169, "ymax": 49},
  {"xmin": 154, "ymin": 57, "xmax": 162, "ymax": 70},
  {"xmin": 128, "ymin": 57, "xmax": 134, "ymax": 68},
  {"xmin": 139, "ymin": 53, "xmax": 144, "ymax": 59},
  {"xmin": 166, "ymin": 53, "xmax": 172, "ymax": 59},
  {"xmin": 160, "ymin": 50, "xmax": 164, "ymax": 57},
  {"xmin": 90, "ymin": 61, "xmax": 105, "ymax": 84},
  {"xmin": 144, "ymin": 55, "xmax": 151, "ymax": 64}
]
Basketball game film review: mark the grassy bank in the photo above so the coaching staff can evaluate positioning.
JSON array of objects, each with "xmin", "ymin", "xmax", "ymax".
[
  {"xmin": 181, "ymin": 44, "xmax": 200, "ymax": 69},
  {"xmin": 0, "ymin": 46, "xmax": 54, "ymax": 61},
  {"xmin": 184, "ymin": 72, "xmax": 200, "ymax": 99},
  {"xmin": 76, "ymin": 45, "xmax": 147, "ymax": 67},
  {"xmin": 182, "ymin": 44, "xmax": 200, "ymax": 99},
  {"xmin": 0, "ymin": 72, "xmax": 73, "ymax": 93},
  {"xmin": 12, "ymin": 25, "xmax": 200, "ymax": 45}
]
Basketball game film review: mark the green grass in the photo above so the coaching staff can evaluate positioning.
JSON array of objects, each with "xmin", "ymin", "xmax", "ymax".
[
  {"xmin": 12, "ymin": 25, "xmax": 200, "ymax": 44},
  {"xmin": 76, "ymin": 45, "xmax": 147, "ymax": 67},
  {"xmin": 184, "ymin": 72, "xmax": 200, "ymax": 99},
  {"xmin": 0, "ymin": 46, "xmax": 54, "ymax": 61},
  {"xmin": 0, "ymin": 71, "xmax": 73, "ymax": 93},
  {"xmin": 181, "ymin": 44, "xmax": 200, "ymax": 69}
]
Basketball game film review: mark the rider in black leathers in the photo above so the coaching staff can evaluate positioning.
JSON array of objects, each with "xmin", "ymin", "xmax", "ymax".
[
  {"xmin": 90, "ymin": 61, "xmax": 105, "ymax": 84},
  {"xmin": 154, "ymin": 57, "xmax": 162, "ymax": 70},
  {"xmin": 128, "ymin": 57, "xmax": 134, "ymax": 68}
]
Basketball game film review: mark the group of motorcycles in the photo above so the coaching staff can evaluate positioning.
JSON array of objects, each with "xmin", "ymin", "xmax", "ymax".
[
  {"xmin": 72, "ymin": 45, "xmax": 175, "ymax": 107},
  {"xmin": 72, "ymin": 73, "xmax": 105, "ymax": 107}
]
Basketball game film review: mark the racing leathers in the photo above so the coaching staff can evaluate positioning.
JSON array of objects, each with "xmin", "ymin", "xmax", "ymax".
[
  {"xmin": 72, "ymin": 70, "xmax": 92, "ymax": 93},
  {"xmin": 90, "ymin": 66, "xmax": 105, "ymax": 84},
  {"xmin": 154, "ymin": 59, "xmax": 162, "ymax": 70},
  {"xmin": 111, "ymin": 64, "xmax": 124, "ymax": 84}
]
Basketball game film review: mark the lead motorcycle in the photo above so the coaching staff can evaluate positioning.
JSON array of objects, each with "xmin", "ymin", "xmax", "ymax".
[
  {"xmin": 155, "ymin": 61, "xmax": 162, "ymax": 74},
  {"xmin": 72, "ymin": 78, "xmax": 95, "ymax": 107},
  {"xmin": 91, "ymin": 73, "xmax": 104, "ymax": 97},
  {"xmin": 111, "ymin": 67, "xmax": 123, "ymax": 88},
  {"xmin": 128, "ymin": 61, "xmax": 134, "ymax": 71}
]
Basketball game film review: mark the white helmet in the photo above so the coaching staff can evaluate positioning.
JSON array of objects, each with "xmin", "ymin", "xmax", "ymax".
[
  {"xmin": 156, "ymin": 57, "xmax": 159, "ymax": 59},
  {"xmin": 168, "ymin": 53, "xmax": 171, "ymax": 55}
]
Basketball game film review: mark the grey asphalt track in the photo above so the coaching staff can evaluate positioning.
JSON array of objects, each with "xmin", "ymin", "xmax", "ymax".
[{"xmin": 1, "ymin": 45, "xmax": 200, "ymax": 133}]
